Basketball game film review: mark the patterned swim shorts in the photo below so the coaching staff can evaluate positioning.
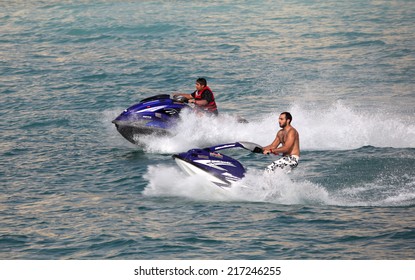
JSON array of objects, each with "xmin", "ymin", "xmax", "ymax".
[{"xmin": 266, "ymin": 155, "xmax": 299, "ymax": 172}]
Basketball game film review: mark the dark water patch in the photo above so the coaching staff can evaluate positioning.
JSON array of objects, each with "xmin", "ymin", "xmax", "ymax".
[
  {"xmin": 178, "ymin": 236, "xmax": 226, "ymax": 246},
  {"xmin": 390, "ymin": 228, "xmax": 415, "ymax": 241},
  {"xmin": 86, "ymin": 237, "xmax": 137, "ymax": 252},
  {"xmin": 0, "ymin": 235, "xmax": 30, "ymax": 249},
  {"xmin": 324, "ymin": 40, "xmax": 387, "ymax": 50},
  {"xmin": 19, "ymin": 117, "xmax": 71, "ymax": 130},
  {"xmin": 25, "ymin": 246, "xmax": 84, "ymax": 260}
]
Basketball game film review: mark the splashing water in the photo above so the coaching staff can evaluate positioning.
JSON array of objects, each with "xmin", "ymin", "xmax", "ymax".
[
  {"xmin": 143, "ymin": 164, "xmax": 331, "ymax": 205},
  {"xmin": 291, "ymin": 101, "xmax": 415, "ymax": 150},
  {"xmin": 106, "ymin": 102, "xmax": 415, "ymax": 153},
  {"xmin": 143, "ymin": 163, "xmax": 415, "ymax": 207}
]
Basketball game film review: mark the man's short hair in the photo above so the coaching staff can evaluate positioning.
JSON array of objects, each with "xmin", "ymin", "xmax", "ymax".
[
  {"xmin": 196, "ymin": 77, "xmax": 207, "ymax": 86},
  {"xmin": 281, "ymin": 112, "xmax": 292, "ymax": 123}
]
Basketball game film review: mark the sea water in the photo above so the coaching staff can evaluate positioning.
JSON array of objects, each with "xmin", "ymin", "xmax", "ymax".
[{"xmin": 0, "ymin": 0, "xmax": 414, "ymax": 259}]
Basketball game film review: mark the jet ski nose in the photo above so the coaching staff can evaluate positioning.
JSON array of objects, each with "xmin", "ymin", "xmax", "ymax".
[{"xmin": 112, "ymin": 120, "xmax": 120, "ymax": 129}]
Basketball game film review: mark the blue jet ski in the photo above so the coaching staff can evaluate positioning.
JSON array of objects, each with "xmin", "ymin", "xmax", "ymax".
[
  {"xmin": 172, "ymin": 142, "xmax": 263, "ymax": 188},
  {"xmin": 112, "ymin": 94, "xmax": 190, "ymax": 144}
]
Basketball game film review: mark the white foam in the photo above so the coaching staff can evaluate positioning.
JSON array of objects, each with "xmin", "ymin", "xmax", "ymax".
[
  {"xmin": 143, "ymin": 165, "xmax": 332, "ymax": 205},
  {"xmin": 135, "ymin": 109, "xmax": 274, "ymax": 153},
  {"xmin": 104, "ymin": 102, "xmax": 415, "ymax": 152},
  {"xmin": 228, "ymin": 169, "xmax": 332, "ymax": 204},
  {"xmin": 142, "ymin": 164, "xmax": 232, "ymax": 201},
  {"xmin": 143, "ymin": 165, "xmax": 415, "ymax": 206},
  {"xmin": 292, "ymin": 101, "xmax": 415, "ymax": 150}
]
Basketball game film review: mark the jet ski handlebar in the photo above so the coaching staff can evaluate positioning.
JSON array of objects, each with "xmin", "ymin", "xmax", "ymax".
[
  {"xmin": 172, "ymin": 95, "xmax": 189, "ymax": 103},
  {"xmin": 204, "ymin": 141, "xmax": 263, "ymax": 153}
]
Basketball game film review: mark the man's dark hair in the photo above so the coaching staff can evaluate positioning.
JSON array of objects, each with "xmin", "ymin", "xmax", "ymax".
[
  {"xmin": 196, "ymin": 77, "xmax": 207, "ymax": 86},
  {"xmin": 281, "ymin": 112, "xmax": 292, "ymax": 123}
]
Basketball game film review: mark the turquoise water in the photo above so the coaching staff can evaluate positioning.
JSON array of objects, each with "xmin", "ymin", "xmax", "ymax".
[{"xmin": 1, "ymin": 0, "xmax": 414, "ymax": 259}]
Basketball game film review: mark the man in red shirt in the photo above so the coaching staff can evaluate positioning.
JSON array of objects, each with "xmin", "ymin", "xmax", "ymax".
[{"xmin": 173, "ymin": 78, "xmax": 218, "ymax": 116}]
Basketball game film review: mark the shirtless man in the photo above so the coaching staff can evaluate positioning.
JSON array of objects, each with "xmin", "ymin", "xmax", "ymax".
[{"xmin": 262, "ymin": 112, "xmax": 300, "ymax": 172}]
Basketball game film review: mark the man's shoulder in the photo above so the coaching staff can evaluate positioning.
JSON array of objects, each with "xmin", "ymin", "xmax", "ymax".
[
  {"xmin": 287, "ymin": 126, "xmax": 299, "ymax": 137},
  {"xmin": 202, "ymin": 88, "xmax": 213, "ymax": 95},
  {"xmin": 201, "ymin": 89, "xmax": 214, "ymax": 100},
  {"xmin": 280, "ymin": 127, "xmax": 297, "ymax": 136},
  {"xmin": 276, "ymin": 129, "xmax": 285, "ymax": 137},
  {"xmin": 290, "ymin": 126, "xmax": 298, "ymax": 134}
]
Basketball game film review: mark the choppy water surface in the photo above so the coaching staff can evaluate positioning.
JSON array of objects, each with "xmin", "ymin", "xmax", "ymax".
[{"xmin": 1, "ymin": 0, "xmax": 414, "ymax": 259}]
